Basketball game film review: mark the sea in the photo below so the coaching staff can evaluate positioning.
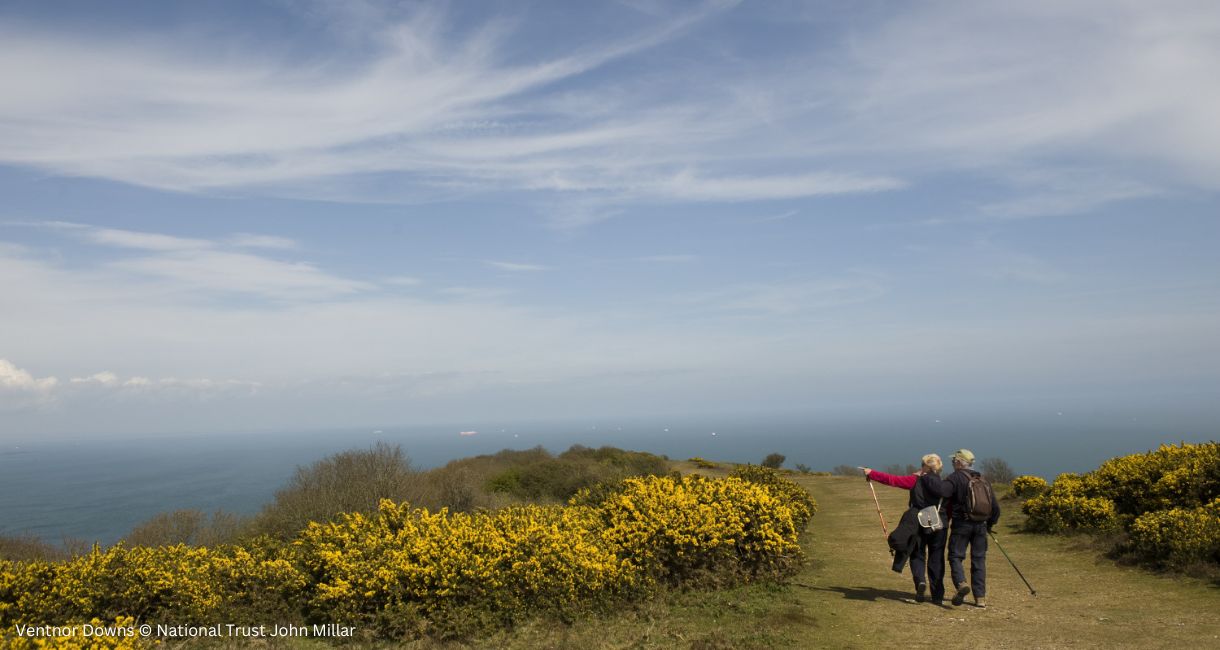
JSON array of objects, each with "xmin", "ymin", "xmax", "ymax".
[{"xmin": 1, "ymin": 410, "xmax": 1214, "ymax": 545}]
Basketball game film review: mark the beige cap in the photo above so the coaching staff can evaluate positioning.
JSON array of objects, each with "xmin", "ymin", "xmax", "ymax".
[{"xmin": 952, "ymin": 449, "xmax": 975, "ymax": 463}]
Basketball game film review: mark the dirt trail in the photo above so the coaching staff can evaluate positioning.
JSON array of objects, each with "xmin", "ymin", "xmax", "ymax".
[{"xmin": 792, "ymin": 475, "xmax": 1220, "ymax": 649}]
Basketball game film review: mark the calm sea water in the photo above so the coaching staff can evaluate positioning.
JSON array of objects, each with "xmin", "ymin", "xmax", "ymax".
[{"xmin": 1, "ymin": 411, "xmax": 1213, "ymax": 545}]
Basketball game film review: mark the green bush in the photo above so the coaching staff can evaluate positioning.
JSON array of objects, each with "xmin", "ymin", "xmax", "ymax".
[
  {"xmin": 485, "ymin": 446, "xmax": 669, "ymax": 502},
  {"xmin": 761, "ymin": 453, "xmax": 785, "ymax": 469},
  {"xmin": 251, "ymin": 442, "xmax": 426, "ymax": 539}
]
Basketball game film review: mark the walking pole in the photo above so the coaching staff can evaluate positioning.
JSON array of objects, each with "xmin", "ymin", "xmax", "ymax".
[
  {"xmin": 859, "ymin": 468, "xmax": 892, "ymax": 554},
  {"xmin": 989, "ymin": 531, "xmax": 1036, "ymax": 596}
]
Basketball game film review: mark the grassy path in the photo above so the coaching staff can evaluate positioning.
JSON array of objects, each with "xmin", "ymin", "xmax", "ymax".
[
  {"xmin": 794, "ymin": 475, "xmax": 1220, "ymax": 649},
  {"xmin": 403, "ymin": 470, "xmax": 1220, "ymax": 649}
]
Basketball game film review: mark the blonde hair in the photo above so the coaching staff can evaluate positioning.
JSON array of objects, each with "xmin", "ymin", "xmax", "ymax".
[{"xmin": 921, "ymin": 453, "xmax": 943, "ymax": 474}]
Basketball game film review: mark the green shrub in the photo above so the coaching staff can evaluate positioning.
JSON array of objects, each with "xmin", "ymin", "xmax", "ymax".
[
  {"xmin": 1011, "ymin": 475, "xmax": 1049, "ymax": 498},
  {"xmin": 251, "ymin": 442, "xmax": 426, "ymax": 538},
  {"xmin": 0, "ymin": 536, "xmax": 64, "ymax": 563},
  {"xmin": 689, "ymin": 457, "xmax": 719, "ymax": 469},
  {"xmin": 832, "ymin": 465, "xmax": 860, "ymax": 477},
  {"xmin": 761, "ymin": 453, "xmax": 785, "ymax": 469},
  {"xmin": 125, "ymin": 509, "xmax": 247, "ymax": 547},
  {"xmin": 485, "ymin": 446, "xmax": 669, "ymax": 502},
  {"xmin": 981, "ymin": 457, "xmax": 1016, "ymax": 484}
]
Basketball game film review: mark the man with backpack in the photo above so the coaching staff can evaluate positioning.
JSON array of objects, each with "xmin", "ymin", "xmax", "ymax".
[{"xmin": 946, "ymin": 449, "xmax": 1000, "ymax": 608}]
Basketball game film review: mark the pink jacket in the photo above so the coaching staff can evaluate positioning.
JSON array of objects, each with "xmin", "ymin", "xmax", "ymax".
[{"xmin": 867, "ymin": 469, "xmax": 918, "ymax": 489}]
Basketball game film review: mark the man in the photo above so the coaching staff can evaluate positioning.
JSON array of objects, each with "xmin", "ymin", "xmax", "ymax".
[{"xmin": 945, "ymin": 449, "xmax": 1000, "ymax": 608}]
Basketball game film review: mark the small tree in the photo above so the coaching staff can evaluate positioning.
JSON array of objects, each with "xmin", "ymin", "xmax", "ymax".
[
  {"xmin": 794, "ymin": 463, "xmax": 812, "ymax": 474},
  {"xmin": 762, "ymin": 453, "xmax": 786, "ymax": 469},
  {"xmin": 832, "ymin": 465, "xmax": 859, "ymax": 476},
  {"xmin": 981, "ymin": 457, "xmax": 1016, "ymax": 484}
]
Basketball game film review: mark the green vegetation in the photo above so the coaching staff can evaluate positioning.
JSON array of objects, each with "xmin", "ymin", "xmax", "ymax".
[
  {"xmin": 831, "ymin": 464, "xmax": 859, "ymax": 477},
  {"xmin": 981, "ymin": 457, "xmax": 1017, "ymax": 483},
  {"xmin": 761, "ymin": 453, "xmax": 786, "ymax": 469},
  {"xmin": 484, "ymin": 445, "xmax": 669, "ymax": 502}
]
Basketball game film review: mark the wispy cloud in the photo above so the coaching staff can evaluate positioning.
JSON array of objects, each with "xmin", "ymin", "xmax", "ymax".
[
  {"xmin": 227, "ymin": 233, "xmax": 299, "ymax": 250},
  {"xmin": 484, "ymin": 260, "xmax": 551, "ymax": 272},
  {"xmin": 9, "ymin": 221, "xmax": 371, "ymax": 300},
  {"xmin": 0, "ymin": 0, "xmax": 910, "ymax": 221},
  {"xmin": 383, "ymin": 275, "xmax": 424, "ymax": 287}
]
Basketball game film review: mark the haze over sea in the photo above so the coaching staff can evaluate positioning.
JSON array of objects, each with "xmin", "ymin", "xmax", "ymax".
[{"xmin": 3, "ymin": 409, "xmax": 1214, "ymax": 545}]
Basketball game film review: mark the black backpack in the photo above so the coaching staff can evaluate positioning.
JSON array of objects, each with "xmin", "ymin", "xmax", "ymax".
[{"xmin": 965, "ymin": 471, "xmax": 995, "ymax": 522}]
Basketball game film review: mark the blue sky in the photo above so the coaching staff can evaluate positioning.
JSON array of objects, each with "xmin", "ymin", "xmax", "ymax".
[{"xmin": 1, "ymin": 0, "xmax": 1218, "ymax": 436}]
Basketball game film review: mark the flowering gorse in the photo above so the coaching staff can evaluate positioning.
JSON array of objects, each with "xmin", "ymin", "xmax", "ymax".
[
  {"xmin": 1010, "ymin": 475, "xmax": 1049, "ymax": 498},
  {"xmin": 1021, "ymin": 442, "xmax": 1219, "ymax": 568},
  {"xmin": 1, "ymin": 471, "xmax": 815, "ymax": 641}
]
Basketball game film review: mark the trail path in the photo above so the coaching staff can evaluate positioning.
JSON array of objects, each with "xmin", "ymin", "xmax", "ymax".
[{"xmin": 791, "ymin": 475, "xmax": 1220, "ymax": 649}]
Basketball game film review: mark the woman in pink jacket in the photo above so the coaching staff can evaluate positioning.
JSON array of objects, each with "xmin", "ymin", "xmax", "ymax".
[{"xmin": 861, "ymin": 454, "xmax": 954, "ymax": 605}]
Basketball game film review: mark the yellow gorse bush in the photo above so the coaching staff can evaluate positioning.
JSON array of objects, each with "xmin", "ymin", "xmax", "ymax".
[
  {"xmin": 595, "ymin": 474, "xmax": 805, "ymax": 587},
  {"xmin": 1010, "ymin": 475, "xmax": 1048, "ymax": 498},
  {"xmin": 1, "ymin": 471, "xmax": 815, "ymax": 641},
  {"xmin": 1021, "ymin": 442, "xmax": 1219, "ymax": 568},
  {"xmin": 1127, "ymin": 498, "xmax": 1220, "ymax": 569},
  {"xmin": 295, "ymin": 501, "xmax": 637, "ymax": 637}
]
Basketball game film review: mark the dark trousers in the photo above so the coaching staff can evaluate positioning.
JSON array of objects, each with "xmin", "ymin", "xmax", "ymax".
[
  {"xmin": 909, "ymin": 527, "xmax": 948, "ymax": 601},
  {"xmin": 948, "ymin": 520, "xmax": 988, "ymax": 597}
]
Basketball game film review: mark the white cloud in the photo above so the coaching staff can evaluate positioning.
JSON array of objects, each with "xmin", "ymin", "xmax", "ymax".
[
  {"xmin": 485, "ymin": 260, "xmax": 551, "ymax": 272},
  {"xmin": 107, "ymin": 249, "xmax": 371, "ymax": 300},
  {"xmin": 227, "ymin": 233, "xmax": 299, "ymax": 250},
  {"xmin": 70, "ymin": 371, "xmax": 119, "ymax": 386},
  {"xmin": 0, "ymin": 360, "xmax": 58, "ymax": 390},
  {"xmin": 10, "ymin": 222, "xmax": 372, "ymax": 300},
  {"xmin": 813, "ymin": 1, "xmax": 1220, "ymax": 192},
  {"xmin": 649, "ymin": 170, "xmax": 905, "ymax": 202}
]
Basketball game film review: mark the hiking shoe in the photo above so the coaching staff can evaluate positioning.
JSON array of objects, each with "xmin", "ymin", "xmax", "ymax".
[
  {"xmin": 952, "ymin": 583, "xmax": 970, "ymax": 606},
  {"xmin": 915, "ymin": 582, "xmax": 927, "ymax": 602},
  {"xmin": 975, "ymin": 597, "xmax": 987, "ymax": 608},
  {"xmin": 931, "ymin": 599, "xmax": 945, "ymax": 606}
]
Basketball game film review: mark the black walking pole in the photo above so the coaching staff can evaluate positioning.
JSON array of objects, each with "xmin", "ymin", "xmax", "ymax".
[{"xmin": 989, "ymin": 531, "xmax": 1036, "ymax": 596}]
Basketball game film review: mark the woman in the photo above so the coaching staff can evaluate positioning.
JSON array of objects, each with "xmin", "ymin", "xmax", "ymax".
[{"xmin": 861, "ymin": 454, "xmax": 954, "ymax": 605}]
